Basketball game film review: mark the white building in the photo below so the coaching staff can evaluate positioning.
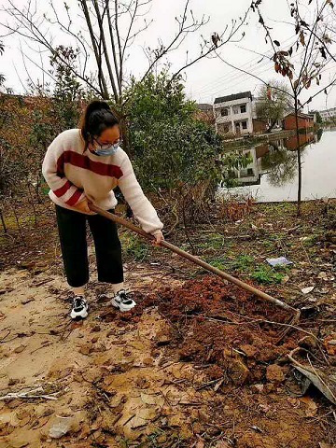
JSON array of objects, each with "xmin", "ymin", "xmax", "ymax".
[
  {"xmin": 214, "ymin": 91, "xmax": 253, "ymax": 136},
  {"xmin": 319, "ymin": 107, "xmax": 336, "ymax": 122}
]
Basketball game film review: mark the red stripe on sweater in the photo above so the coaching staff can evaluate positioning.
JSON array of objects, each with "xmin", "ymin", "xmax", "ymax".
[
  {"xmin": 53, "ymin": 180, "xmax": 72, "ymax": 198},
  {"xmin": 56, "ymin": 151, "xmax": 123, "ymax": 179},
  {"xmin": 66, "ymin": 189, "xmax": 83, "ymax": 206}
]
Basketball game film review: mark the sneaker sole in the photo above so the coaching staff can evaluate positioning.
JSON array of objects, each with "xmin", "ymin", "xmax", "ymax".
[
  {"xmin": 70, "ymin": 308, "xmax": 89, "ymax": 320},
  {"xmin": 111, "ymin": 298, "xmax": 136, "ymax": 312}
]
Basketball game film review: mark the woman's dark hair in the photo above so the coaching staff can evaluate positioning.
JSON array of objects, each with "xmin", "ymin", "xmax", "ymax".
[{"xmin": 80, "ymin": 100, "xmax": 119, "ymax": 145}]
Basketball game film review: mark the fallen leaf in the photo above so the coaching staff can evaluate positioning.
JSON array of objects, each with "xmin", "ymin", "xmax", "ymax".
[
  {"xmin": 300, "ymin": 396, "xmax": 318, "ymax": 417},
  {"xmin": 138, "ymin": 408, "xmax": 157, "ymax": 421},
  {"xmin": 196, "ymin": 437, "xmax": 205, "ymax": 448},
  {"xmin": 0, "ymin": 422, "xmax": 15, "ymax": 436},
  {"xmin": 14, "ymin": 345, "xmax": 26, "ymax": 354},
  {"xmin": 301, "ymin": 286, "xmax": 315, "ymax": 294},
  {"xmin": 324, "ymin": 334, "xmax": 336, "ymax": 356},
  {"xmin": 129, "ymin": 415, "xmax": 147, "ymax": 429},
  {"xmin": 140, "ymin": 392, "xmax": 164, "ymax": 407}
]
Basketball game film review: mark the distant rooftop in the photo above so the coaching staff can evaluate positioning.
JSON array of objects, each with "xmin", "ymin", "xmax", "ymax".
[
  {"xmin": 214, "ymin": 91, "xmax": 252, "ymax": 105},
  {"xmin": 197, "ymin": 103, "xmax": 213, "ymax": 111},
  {"xmin": 319, "ymin": 106, "xmax": 336, "ymax": 113},
  {"xmin": 284, "ymin": 111, "xmax": 314, "ymax": 119}
]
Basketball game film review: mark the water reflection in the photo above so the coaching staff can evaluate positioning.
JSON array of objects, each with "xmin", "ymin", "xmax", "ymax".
[{"xmin": 219, "ymin": 129, "xmax": 336, "ymax": 202}]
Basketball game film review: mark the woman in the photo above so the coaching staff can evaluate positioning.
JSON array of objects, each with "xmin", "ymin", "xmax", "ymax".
[{"xmin": 42, "ymin": 101, "xmax": 164, "ymax": 320}]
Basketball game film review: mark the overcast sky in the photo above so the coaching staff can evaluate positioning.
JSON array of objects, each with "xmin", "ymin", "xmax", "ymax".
[{"xmin": 0, "ymin": 0, "xmax": 335, "ymax": 111}]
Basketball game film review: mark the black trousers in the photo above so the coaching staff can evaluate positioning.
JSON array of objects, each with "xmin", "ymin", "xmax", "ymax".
[{"xmin": 55, "ymin": 205, "xmax": 124, "ymax": 287}]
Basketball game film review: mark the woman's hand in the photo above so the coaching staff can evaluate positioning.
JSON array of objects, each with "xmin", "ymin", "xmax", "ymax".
[
  {"xmin": 74, "ymin": 198, "xmax": 95, "ymax": 215},
  {"xmin": 152, "ymin": 230, "xmax": 164, "ymax": 246}
]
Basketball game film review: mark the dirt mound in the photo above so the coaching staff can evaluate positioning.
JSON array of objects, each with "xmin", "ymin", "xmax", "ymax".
[{"xmin": 131, "ymin": 276, "xmax": 298, "ymax": 385}]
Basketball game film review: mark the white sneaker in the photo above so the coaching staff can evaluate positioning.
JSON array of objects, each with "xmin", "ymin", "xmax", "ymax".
[
  {"xmin": 70, "ymin": 296, "xmax": 89, "ymax": 320},
  {"xmin": 111, "ymin": 289, "xmax": 136, "ymax": 312}
]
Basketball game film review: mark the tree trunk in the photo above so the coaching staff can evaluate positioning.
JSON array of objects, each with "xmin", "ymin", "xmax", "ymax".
[
  {"xmin": 0, "ymin": 207, "xmax": 7, "ymax": 233},
  {"xmin": 294, "ymin": 98, "xmax": 302, "ymax": 216}
]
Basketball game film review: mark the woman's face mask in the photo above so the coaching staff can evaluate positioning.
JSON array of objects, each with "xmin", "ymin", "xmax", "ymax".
[
  {"xmin": 93, "ymin": 139, "xmax": 121, "ymax": 156},
  {"xmin": 90, "ymin": 125, "xmax": 122, "ymax": 156}
]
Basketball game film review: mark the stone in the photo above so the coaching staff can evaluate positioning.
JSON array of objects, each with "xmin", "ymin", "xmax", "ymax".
[
  {"xmin": 266, "ymin": 364, "xmax": 285, "ymax": 383},
  {"xmin": 298, "ymin": 335, "xmax": 318, "ymax": 349},
  {"xmin": 240, "ymin": 344, "xmax": 259, "ymax": 358},
  {"xmin": 227, "ymin": 357, "xmax": 250, "ymax": 385},
  {"xmin": 48, "ymin": 416, "xmax": 73, "ymax": 439},
  {"xmin": 251, "ymin": 384, "xmax": 264, "ymax": 393}
]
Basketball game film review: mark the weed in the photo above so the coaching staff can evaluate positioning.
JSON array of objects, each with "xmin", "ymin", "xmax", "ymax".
[
  {"xmin": 251, "ymin": 265, "xmax": 286, "ymax": 284},
  {"xmin": 120, "ymin": 230, "xmax": 150, "ymax": 261},
  {"xmin": 198, "ymin": 233, "xmax": 225, "ymax": 250},
  {"xmin": 230, "ymin": 255, "xmax": 255, "ymax": 272},
  {"xmin": 208, "ymin": 254, "xmax": 254, "ymax": 273}
]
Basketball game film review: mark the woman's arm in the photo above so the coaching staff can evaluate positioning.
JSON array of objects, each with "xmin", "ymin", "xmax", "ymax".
[
  {"xmin": 117, "ymin": 152, "xmax": 164, "ymax": 235},
  {"xmin": 42, "ymin": 133, "xmax": 86, "ymax": 208}
]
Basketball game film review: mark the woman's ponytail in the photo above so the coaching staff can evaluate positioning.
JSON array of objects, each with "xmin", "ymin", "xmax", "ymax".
[{"xmin": 80, "ymin": 100, "xmax": 119, "ymax": 147}]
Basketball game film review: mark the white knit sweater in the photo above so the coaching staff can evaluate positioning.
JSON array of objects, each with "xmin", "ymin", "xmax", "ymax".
[{"xmin": 42, "ymin": 129, "xmax": 163, "ymax": 235}]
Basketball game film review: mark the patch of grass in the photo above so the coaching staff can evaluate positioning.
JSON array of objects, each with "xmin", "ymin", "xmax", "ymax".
[
  {"xmin": 229, "ymin": 255, "xmax": 255, "ymax": 272},
  {"xmin": 262, "ymin": 240, "xmax": 274, "ymax": 250},
  {"xmin": 197, "ymin": 233, "xmax": 225, "ymax": 250},
  {"xmin": 208, "ymin": 253, "xmax": 289, "ymax": 285},
  {"xmin": 208, "ymin": 254, "xmax": 255, "ymax": 273},
  {"xmin": 250, "ymin": 265, "xmax": 286, "ymax": 284},
  {"xmin": 209, "ymin": 257, "xmax": 226, "ymax": 271},
  {"xmin": 301, "ymin": 234, "xmax": 320, "ymax": 247},
  {"xmin": 120, "ymin": 230, "xmax": 150, "ymax": 262}
]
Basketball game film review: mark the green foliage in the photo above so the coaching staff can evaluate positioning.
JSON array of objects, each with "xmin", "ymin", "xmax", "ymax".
[
  {"xmin": 311, "ymin": 110, "xmax": 322, "ymax": 124},
  {"xmin": 125, "ymin": 71, "xmax": 224, "ymax": 225},
  {"xmin": 209, "ymin": 254, "xmax": 255, "ymax": 273},
  {"xmin": 120, "ymin": 230, "xmax": 149, "ymax": 261},
  {"xmin": 127, "ymin": 71, "xmax": 197, "ymax": 128},
  {"xmin": 126, "ymin": 71, "xmax": 223, "ymax": 192},
  {"xmin": 198, "ymin": 233, "xmax": 225, "ymax": 250},
  {"xmin": 251, "ymin": 265, "xmax": 286, "ymax": 284}
]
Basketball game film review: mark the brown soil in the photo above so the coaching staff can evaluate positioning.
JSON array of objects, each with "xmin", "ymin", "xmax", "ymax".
[
  {"xmin": 0, "ymin": 265, "xmax": 335, "ymax": 448},
  {"xmin": 1, "ymin": 200, "xmax": 336, "ymax": 447}
]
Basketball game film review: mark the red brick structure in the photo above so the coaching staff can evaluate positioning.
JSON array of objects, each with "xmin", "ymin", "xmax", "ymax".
[
  {"xmin": 283, "ymin": 112, "xmax": 314, "ymax": 131},
  {"xmin": 285, "ymin": 132, "xmax": 315, "ymax": 150},
  {"xmin": 253, "ymin": 118, "xmax": 267, "ymax": 134}
]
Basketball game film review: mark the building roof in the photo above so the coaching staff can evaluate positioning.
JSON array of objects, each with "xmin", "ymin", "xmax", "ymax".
[
  {"xmin": 284, "ymin": 112, "xmax": 314, "ymax": 120},
  {"xmin": 319, "ymin": 107, "xmax": 336, "ymax": 113},
  {"xmin": 197, "ymin": 103, "xmax": 213, "ymax": 111},
  {"xmin": 214, "ymin": 91, "xmax": 252, "ymax": 105}
]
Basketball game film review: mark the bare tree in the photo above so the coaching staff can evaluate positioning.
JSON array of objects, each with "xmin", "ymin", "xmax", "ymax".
[{"xmin": 0, "ymin": 0, "xmax": 248, "ymax": 109}]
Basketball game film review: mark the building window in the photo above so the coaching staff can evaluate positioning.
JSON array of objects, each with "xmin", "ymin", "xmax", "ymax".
[
  {"xmin": 242, "ymin": 121, "xmax": 248, "ymax": 130},
  {"xmin": 221, "ymin": 108, "xmax": 229, "ymax": 117},
  {"xmin": 233, "ymin": 106, "xmax": 239, "ymax": 115},
  {"xmin": 241, "ymin": 104, "xmax": 247, "ymax": 114},
  {"xmin": 218, "ymin": 123, "xmax": 231, "ymax": 134}
]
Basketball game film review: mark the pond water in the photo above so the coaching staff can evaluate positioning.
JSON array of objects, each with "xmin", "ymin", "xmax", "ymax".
[{"xmin": 218, "ymin": 129, "xmax": 336, "ymax": 202}]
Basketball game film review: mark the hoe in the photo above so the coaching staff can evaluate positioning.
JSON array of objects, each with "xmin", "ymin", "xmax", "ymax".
[{"xmin": 89, "ymin": 203, "xmax": 301, "ymax": 341}]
